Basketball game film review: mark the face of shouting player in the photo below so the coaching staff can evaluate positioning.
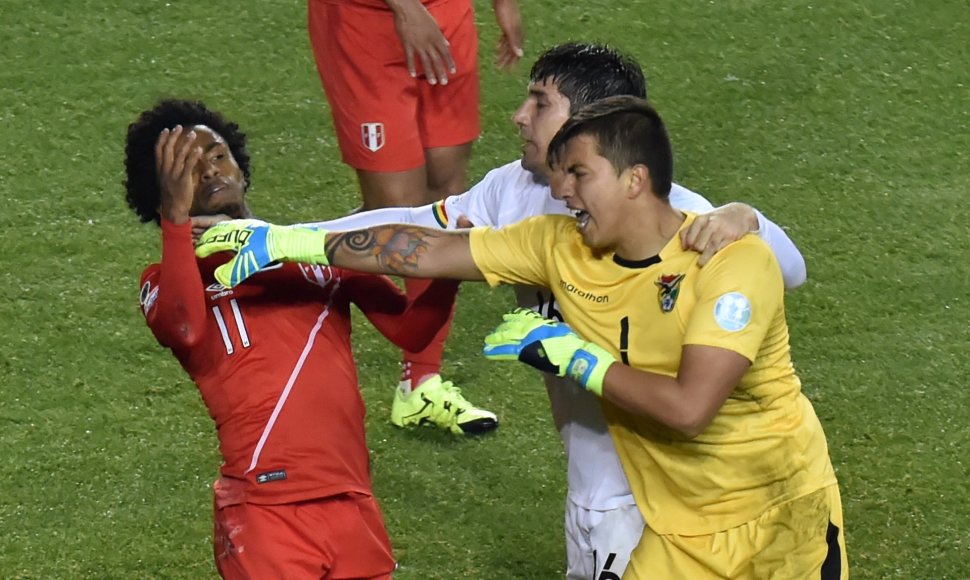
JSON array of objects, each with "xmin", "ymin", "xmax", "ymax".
[{"xmin": 552, "ymin": 134, "xmax": 636, "ymax": 253}]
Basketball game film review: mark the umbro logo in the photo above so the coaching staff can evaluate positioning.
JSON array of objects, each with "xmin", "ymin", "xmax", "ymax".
[{"xmin": 206, "ymin": 282, "xmax": 233, "ymax": 301}]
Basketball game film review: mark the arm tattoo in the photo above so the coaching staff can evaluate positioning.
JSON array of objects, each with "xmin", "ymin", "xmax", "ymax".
[{"xmin": 324, "ymin": 225, "xmax": 445, "ymax": 275}]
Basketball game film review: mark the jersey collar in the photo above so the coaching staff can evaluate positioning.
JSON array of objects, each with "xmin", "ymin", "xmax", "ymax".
[{"xmin": 611, "ymin": 212, "xmax": 698, "ymax": 269}]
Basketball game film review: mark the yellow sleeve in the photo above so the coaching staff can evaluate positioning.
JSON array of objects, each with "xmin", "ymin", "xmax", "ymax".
[
  {"xmin": 469, "ymin": 216, "xmax": 566, "ymax": 288},
  {"xmin": 684, "ymin": 236, "xmax": 784, "ymax": 362}
]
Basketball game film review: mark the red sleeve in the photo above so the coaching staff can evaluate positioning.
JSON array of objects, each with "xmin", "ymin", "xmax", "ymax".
[
  {"xmin": 342, "ymin": 273, "xmax": 459, "ymax": 352},
  {"xmin": 139, "ymin": 219, "xmax": 208, "ymax": 349}
]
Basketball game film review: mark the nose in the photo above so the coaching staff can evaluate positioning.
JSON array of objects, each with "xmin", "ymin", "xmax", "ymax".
[
  {"xmin": 199, "ymin": 156, "xmax": 220, "ymax": 181},
  {"xmin": 511, "ymin": 101, "xmax": 529, "ymax": 128},
  {"xmin": 550, "ymin": 170, "xmax": 572, "ymax": 201}
]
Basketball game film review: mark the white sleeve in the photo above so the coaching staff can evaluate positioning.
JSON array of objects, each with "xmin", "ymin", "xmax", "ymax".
[
  {"xmin": 751, "ymin": 209, "xmax": 807, "ymax": 290},
  {"xmin": 295, "ymin": 201, "xmax": 452, "ymax": 231},
  {"xmin": 670, "ymin": 183, "xmax": 716, "ymax": 213}
]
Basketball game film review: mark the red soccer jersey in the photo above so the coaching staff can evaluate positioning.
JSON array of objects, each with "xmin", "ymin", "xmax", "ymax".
[{"xmin": 139, "ymin": 219, "xmax": 455, "ymax": 505}]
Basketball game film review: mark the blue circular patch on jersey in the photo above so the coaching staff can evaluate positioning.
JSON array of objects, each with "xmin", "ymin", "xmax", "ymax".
[{"xmin": 713, "ymin": 292, "xmax": 752, "ymax": 332}]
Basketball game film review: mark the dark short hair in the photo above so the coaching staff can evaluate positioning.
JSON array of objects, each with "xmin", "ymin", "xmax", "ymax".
[
  {"xmin": 123, "ymin": 99, "xmax": 251, "ymax": 224},
  {"xmin": 530, "ymin": 42, "xmax": 647, "ymax": 114},
  {"xmin": 547, "ymin": 96, "xmax": 673, "ymax": 198}
]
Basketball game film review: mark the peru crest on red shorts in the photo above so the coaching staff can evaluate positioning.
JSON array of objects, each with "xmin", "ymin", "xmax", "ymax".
[{"xmin": 361, "ymin": 122, "xmax": 385, "ymax": 152}]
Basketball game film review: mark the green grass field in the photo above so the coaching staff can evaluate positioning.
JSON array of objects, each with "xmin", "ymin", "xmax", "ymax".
[{"xmin": 2, "ymin": 0, "xmax": 969, "ymax": 577}]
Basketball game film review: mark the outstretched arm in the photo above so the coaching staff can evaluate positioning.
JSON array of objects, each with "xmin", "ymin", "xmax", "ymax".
[
  {"xmin": 297, "ymin": 201, "xmax": 451, "ymax": 231},
  {"xmin": 324, "ymin": 226, "xmax": 484, "ymax": 280},
  {"xmin": 195, "ymin": 221, "xmax": 486, "ymax": 287},
  {"xmin": 190, "ymin": 198, "xmax": 458, "ymax": 242}
]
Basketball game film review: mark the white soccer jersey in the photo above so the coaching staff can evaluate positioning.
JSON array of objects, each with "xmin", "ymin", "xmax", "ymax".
[
  {"xmin": 440, "ymin": 160, "xmax": 572, "ymax": 227},
  {"xmin": 306, "ymin": 161, "xmax": 730, "ymax": 512}
]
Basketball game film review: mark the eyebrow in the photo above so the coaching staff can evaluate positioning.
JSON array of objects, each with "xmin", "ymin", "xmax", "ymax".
[
  {"xmin": 203, "ymin": 141, "xmax": 224, "ymax": 153},
  {"xmin": 528, "ymin": 88, "xmax": 548, "ymax": 100}
]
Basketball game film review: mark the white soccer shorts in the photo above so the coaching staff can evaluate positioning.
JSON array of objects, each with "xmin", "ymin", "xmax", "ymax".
[{"xmin": 564, "ymin": 499, "xmax": 644, "ymax": 580}]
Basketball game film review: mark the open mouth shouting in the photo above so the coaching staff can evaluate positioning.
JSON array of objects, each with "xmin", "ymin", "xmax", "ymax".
[{"xmin": 572, "ymin": 208, "xmax": 590, "ymax": 231}]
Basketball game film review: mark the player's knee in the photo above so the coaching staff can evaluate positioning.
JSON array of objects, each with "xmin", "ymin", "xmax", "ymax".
[
  {"xmin": 424, "ymin": 144, "xmax": 472, "ymax": 201},
  {"xmin": 360, "ymin": 188, "xmax": 426, "ymax": 210},
  {"xmin": 356, "ymin": 169, "xmax": 428, "ymax": 209},
  {"xmin": 426, "ymin": 177, "xmax": 466, "ymax": 201},
  {"xmin": 425, "ymin": 166, "xmax": 468, "ymax": 201}
]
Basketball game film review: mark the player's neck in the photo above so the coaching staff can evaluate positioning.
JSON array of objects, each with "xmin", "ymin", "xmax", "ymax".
[{"xmin": 614, "ymin": 203, "xmax": 684, "ymax": 261}]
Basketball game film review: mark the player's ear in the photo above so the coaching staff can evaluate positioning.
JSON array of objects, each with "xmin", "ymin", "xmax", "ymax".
[{"xmin": 627, "ymin": 164, "xmax": 650, "ymax": 199}]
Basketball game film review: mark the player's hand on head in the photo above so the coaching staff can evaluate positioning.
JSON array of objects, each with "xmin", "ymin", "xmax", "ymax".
[
  {"xmin": 155, "ymin": 125, "xmax": 203, "ymax": 224},
  {"xmin": 681, "ymin": 202, "xmax": 758, "ymax": 266},
  {"xmin": 391, "ymin": 0, "xmax": 455, "ymax": 85},
  {"xmin": 492, "ymin": 0, "xmax": 524, "ymax": 69}
]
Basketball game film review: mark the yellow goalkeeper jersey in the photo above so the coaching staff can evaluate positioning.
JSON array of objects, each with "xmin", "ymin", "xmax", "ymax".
[{"xmin": 470, "ymin": 214, "xmax": 837, "ymax": 535}]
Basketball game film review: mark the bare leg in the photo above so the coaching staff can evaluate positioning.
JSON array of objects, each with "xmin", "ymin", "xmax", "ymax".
[
  {"xmin": 355, "ymin": 166, "xmax": 429, "ymax": 210},
  {"xmin": 424, "ymin": 142, "xmax": 474, "ymax": 202}
]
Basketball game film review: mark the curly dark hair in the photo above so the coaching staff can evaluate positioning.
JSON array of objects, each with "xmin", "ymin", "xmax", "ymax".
[{"xmin": 124, "ymin": 98, "xmax": 252, "ymax": 224}]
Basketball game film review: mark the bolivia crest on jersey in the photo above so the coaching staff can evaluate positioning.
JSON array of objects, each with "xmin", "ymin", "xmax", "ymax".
[
  {"xmin": 361, "ymin": 122, "xmax": 385, "ymax": 152},
  {"xmin": 655, "ymin": 273, "xmax": 685, "ymax": 313}
]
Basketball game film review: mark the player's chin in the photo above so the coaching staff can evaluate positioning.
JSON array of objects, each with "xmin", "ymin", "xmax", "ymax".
[
  {"xmin": 207, "ymin": 201, "xmax": 247, "ymax": 220},
  {"xmin": 579, "ymin": 226, "xmax": 606, "ymax": 251},
  {"xmin": 520, "ymin": 150, "xmax": 541, "ymax": 172},
  {"xmin": 202, "ymin": 192, "xmax": 244, "ymax": 216}
]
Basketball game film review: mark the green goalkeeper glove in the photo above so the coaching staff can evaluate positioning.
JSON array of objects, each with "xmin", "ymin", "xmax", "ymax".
[
  {"xmin": 482, "ymin": 308, "xmax": 616, "ymax": 396},
  {"xmin": 194, "ymin": 219, "xmax": 330, "ymax": 287}
]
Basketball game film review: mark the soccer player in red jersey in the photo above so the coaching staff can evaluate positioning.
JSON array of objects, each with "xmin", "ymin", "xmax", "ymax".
[
  {"xmin": 124, "ymin": 99, "xmax": 457, "ymax": 578},
  {"xmin": 306, "ymin": 0, "xmax": 523, "ymax": 435}
]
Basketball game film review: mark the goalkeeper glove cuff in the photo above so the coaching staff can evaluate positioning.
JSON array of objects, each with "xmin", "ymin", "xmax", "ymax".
[
  {"xmin": 566, "ymin": 342, "xmax": 614, "ymax": 397},
  {"xmin": 272, "ymin": 226, "xmax": 330, "ymax": 266}
]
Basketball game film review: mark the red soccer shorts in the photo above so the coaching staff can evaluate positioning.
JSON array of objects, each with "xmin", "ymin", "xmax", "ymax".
[
  {"xmin": 308, "ymin": 0, "xmax": 481, "ymax": 172},
  {"xmin": 213, "ymin": 493, "xmax": 395, "ymax": 579}
]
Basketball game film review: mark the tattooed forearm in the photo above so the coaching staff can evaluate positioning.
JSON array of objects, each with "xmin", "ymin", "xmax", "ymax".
[
  {"xmin": 325, "ymin": 225, "xmax": 444, "ymax": 275},
  {"xmin": 324, "ymin": 230, "xmax": 378, "ymax": 260}
]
